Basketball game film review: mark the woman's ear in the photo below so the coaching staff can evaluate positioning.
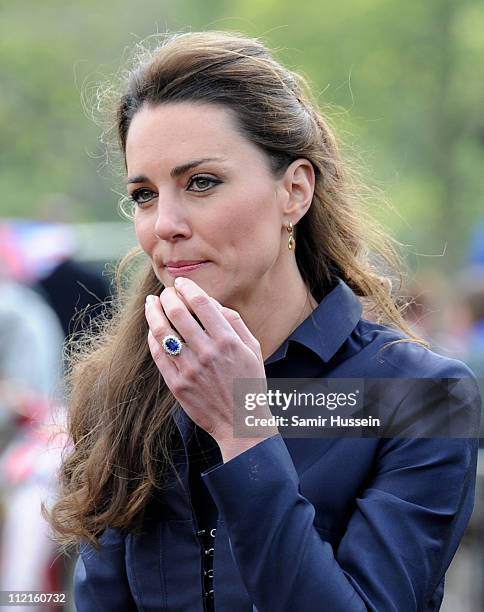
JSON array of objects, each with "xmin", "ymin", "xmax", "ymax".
[{"xmin": 280, "ymin": 158, "xmax": 315, "ymax": 222}]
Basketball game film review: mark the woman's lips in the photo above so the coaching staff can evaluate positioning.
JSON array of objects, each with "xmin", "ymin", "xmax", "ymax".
[{"xmin": 165, "ymin": 261, "xmax": 211, "ymax": 276}]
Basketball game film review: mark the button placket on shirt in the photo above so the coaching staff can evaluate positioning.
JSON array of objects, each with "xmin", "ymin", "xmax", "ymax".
[{"xmin": 197, "ymin": 527, "xmax": 216, "ymax": 603}]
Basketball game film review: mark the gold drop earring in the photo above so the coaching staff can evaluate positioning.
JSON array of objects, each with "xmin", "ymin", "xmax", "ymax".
[{"xmin": 286, "ymin": 220, "xmax": 295, "ymax": 250}]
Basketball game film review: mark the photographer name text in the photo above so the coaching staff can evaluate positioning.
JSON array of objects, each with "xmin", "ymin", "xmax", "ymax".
[{"xmin": 245, "ymin": 414, "xmax": 380, "ymax": 428}]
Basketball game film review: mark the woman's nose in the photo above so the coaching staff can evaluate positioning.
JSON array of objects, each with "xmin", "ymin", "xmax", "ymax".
[{"xmin": 153, "ymin": 202, "xmax": 191, "ymax": 241}]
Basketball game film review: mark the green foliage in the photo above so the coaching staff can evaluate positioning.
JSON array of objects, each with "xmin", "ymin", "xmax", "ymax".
[{"xmin": 1, "ymin": 0, "xmax": 483, "ymax": 269}]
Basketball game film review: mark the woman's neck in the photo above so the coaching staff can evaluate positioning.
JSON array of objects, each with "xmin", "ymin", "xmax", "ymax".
[
  {"xmin": 258, "ymin": 285, "xmax": 318, "ymax": 362},
  {"xmin": 229, "ymin": 262, "xmax": 319, "ymax": 362}
]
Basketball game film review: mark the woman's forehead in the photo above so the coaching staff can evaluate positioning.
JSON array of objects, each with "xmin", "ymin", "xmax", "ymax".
[
  {"xmin": 125, "ymin": 103, "xmax": 265, "ymax": 177},
  {"xmin": 126, "ymin": 101, "xmax": 240, "ymax": 146}
]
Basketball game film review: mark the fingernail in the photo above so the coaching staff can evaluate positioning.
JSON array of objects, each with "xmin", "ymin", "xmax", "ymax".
[{"xmin": 174, "ymin": 277, "xmax": 186, "ymax": 288}]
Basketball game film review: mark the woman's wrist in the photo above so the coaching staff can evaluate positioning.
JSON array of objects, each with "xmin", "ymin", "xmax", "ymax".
[{"xmin": 217, "ymin": 428, "xmax": 279, "ymax": 463}]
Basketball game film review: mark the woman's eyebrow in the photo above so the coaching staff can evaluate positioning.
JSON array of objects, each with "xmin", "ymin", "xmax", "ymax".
[{"xmin": 125, "ymin": 157, "xmax": 227, "ymax": 185}]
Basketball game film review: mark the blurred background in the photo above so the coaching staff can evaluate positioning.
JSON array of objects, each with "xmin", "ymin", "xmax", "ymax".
[{"xmin": 0, "ymin": 1, "xmax": 483, "ymax": 610}]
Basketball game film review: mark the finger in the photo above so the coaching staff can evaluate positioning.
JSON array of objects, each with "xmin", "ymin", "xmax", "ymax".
[
  {"xmin": 173, "ymin": 277, "xmax": 237, "ymax": 340},
  {"xmin": 147, "ymin": 328, "xmax": 178, "ymax": 378},
  {"xmin": 145, "ymin": 294, "xmax": 180, "ymax": 338},
  {"xmin": 145, "ymin": 295, "xmax": 193, "ymax": 367},
  {"xmin": 159, "ymin": 287, "xmax": 207, "ymax": 353},
  {"xmin": 210, "ymin": 297, "xmax": 262, "ymax": 355}
]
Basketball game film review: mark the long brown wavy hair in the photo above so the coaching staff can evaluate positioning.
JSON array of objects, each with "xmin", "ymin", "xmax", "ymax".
[{"xmin": 44, "ymin": 29, "xmax": 427, "ymax": 551}]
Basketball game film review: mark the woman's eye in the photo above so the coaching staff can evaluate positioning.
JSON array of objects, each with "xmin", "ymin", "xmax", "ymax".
[
  {"xmin": 129, "ymin": 175, "xmax": 220, "ymax": 206},
  {"xmin": 188, "ymin": 174, "xmax": 220, "ymax": 192},
  {"xmin": 129, "ymin": 188, "xmax": 156, "ymax": 206}
]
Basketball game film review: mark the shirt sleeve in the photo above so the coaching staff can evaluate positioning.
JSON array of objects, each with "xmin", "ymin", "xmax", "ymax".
[
  {"xmin": 73, "ymin": 528, "xmax": 138, "ymax": 612},
  {"xmin": 201, "ymin": 430, "xmax": 479, "ymax": 612}
]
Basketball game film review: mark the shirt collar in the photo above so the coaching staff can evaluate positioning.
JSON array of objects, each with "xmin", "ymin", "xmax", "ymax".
[{"xmin": 264, "ymin": 277, "xmax": 363, "ymax": 365}]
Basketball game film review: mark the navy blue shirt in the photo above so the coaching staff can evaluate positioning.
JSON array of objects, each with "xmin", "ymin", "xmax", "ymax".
[
  {"xmin": 186, "ymin": 276, "xmax": 364, "ymax": 574},
  {"xmin": 74, "ymin": 277, "xmax": 480, "ymax": 611},
  {"xmin": 187, "ymin": 426, "xmax": 220, "ymax": 608}
]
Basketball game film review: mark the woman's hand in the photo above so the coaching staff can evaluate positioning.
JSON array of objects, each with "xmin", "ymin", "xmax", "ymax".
[{"xmin": 144, "ymin": 276, "xmax": 277, "ymax": 460}]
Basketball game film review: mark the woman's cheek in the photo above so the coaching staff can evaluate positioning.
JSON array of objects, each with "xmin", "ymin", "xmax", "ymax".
[{"xmin": 134, "ymin": 219, "xmax": 154, "ymax": 255}]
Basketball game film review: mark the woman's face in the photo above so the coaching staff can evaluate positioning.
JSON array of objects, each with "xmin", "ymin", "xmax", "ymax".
[{"xmin": 126, "ymin": 101, "xmax": 293, "ymax": 306}]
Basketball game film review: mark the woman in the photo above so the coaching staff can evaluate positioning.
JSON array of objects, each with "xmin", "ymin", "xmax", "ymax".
[{"xmin": 45, "ymin": 31, "xmax": 480, "ymax": 611}]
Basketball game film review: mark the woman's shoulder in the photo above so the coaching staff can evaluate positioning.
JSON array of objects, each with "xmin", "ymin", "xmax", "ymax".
[{"xmin": 354, "ymin": 317, "xmax": 477, "ymax": 380}]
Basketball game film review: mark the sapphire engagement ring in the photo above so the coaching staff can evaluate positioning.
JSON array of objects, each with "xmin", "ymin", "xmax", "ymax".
[{"xmin": 161, "ymin": 334, "xmax": 184, "ymax": 356}]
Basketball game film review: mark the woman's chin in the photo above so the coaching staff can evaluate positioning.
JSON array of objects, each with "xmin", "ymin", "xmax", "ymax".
[{"xmin": 154, "ymin": 265, "xmax": 219, "ymax": 297}]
